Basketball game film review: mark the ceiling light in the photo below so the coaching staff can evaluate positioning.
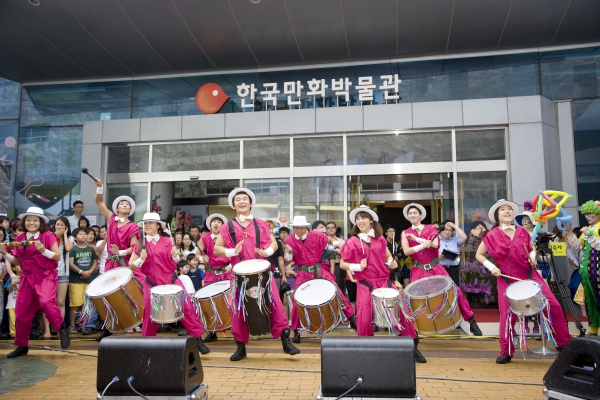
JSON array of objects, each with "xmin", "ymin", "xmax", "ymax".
[
  {"xmin": 29, "ymin": 0, "xmax": 40, "ymax": 6},
  {"xmin": 250, "ymin": 0, "xmax": 261, "ymax": 3}
]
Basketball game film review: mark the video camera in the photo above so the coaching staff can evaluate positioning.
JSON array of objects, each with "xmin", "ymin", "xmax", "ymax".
[{"xmin": 535, "ymin": 231, "xmax": 556, "ymax": 247}]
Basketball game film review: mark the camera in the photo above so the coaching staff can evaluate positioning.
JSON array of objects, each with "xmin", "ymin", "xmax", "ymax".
[{"xmin": 535, "ymin": 232, "xmax": 555, "ymax": 247}]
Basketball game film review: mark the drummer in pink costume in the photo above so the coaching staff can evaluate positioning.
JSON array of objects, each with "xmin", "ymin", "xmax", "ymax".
[
  {"xmin": 94, "ymin": 178, "xmax": 142, "ymax": 340},
  {"xmin": 476, "ymin": 199, "xmax": 571, "ymax": 364},
  {"xmin": 340, "ymin": 206, "xmax": 426, "ymax": 363},
  {"xmin": 0, "ymin": 207, "xmax": 71, "ymax": 358},
  {"xmin": 401, "ymin": 203, "xmax": 483, "ymax": 337},
  {"xmin": 214, "ymin": 188, "xmax": 299, "ymax": 361},
  {"xmin": 129, "ymin": 213, "xmax": 210, "ymax": 355},
  {"xmin": 284, "ymin": 215, "xmax": 355, "ymax": 343},
  {"xmin": 198, "ymin": 213, "xmax": 232, "ymax": 343}
]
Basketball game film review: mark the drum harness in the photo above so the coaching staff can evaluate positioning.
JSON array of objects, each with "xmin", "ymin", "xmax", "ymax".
[{"xmin": 354, "ymin": 239, "xmax": 394, "ymax": 292}]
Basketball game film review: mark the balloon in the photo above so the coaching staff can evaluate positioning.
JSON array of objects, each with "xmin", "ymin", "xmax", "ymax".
[
  {"xmin": 4, "ymin": 136, "xmax": 16, "ymax": 148},
  {"xmin": 529, "ymin": 189, "xmax": 574, "ymax": 234}
]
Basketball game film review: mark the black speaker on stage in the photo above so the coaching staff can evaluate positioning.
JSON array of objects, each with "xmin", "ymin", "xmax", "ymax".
[
  {"xmin": 96, "ymin": 336, "xmax": 203, "ymax": 396},
  {"xmin": 543, "ymin": 336, "xmax": 600, "ymax": 400},
  {"xmin": 320, "ymin": 336, "xmax": 416, "ymax": 398}
]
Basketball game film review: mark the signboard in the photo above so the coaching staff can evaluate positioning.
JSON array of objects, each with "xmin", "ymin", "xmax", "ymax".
[{"xmin": 550, "ymin": 242, "xmax": 566, "ymax": 257}]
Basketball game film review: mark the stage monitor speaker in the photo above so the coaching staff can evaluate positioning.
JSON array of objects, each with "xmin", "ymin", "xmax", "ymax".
[
  {"xmin": 321, "ymin": 336, "xmax": 416, "ymax": 398},
  {"xmin": 96, "ymin": 336, "xmax": 203, "ymax": 396},
  {"xmin": 543, "ymin": 336, "xmax": 600, "ymax": 400}
]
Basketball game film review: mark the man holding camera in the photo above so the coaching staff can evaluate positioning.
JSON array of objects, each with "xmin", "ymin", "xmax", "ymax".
[{"xmin": 438, "ymin": 220, "xmax": 467, "ymax": 287}]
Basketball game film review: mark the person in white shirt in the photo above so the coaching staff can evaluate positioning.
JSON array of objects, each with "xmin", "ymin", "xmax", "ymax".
[
  {"xmin": 95, "ymin": 225, "xmax": 108, "ymax": 275},
  {"xmin": 66, "ymin": 201, "xmax": 84, "ymax": 232}
]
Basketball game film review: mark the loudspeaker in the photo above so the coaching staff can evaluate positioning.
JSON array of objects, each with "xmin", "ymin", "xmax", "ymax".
[
  {"xmin": 320, "ymin": 336, "xmax": 416, "ymax": 398},
  {"xmin": 543, "ymin": 336, "xmax": 600, "ymax": 400},
  {"xmin": 97, "ymin": 336, "xmax": 203, "ymax": 396}
]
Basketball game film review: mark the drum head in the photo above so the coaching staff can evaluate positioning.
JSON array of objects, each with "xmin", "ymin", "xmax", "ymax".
[
  {"xmin": 151, "ymin": 284, "xmax": 183, "ymax": 295},
  {"xmin": 194, "ymin": 280, "xmax": 231, "ymax": 299},
  {"xmin": 86, "ymin": 267, "xmax": 132, "ymax": 297},
  {"xmin": 233, "ymin": 259, "xmax": 270, "ymax": 275},
  {"xmin": 505, "ymin": 280, "xmax": 541, "ymax": 300},
  {"xmin": 405, "ymin": 275, "xmax": 453, "ymax": 299},
  {"xmin": 295, "ymin": 279, "xmax": 336, "ymax": 306},
  {"xmin": 372, "ymin": 287, "xmax": 400, "ymax": 300}
]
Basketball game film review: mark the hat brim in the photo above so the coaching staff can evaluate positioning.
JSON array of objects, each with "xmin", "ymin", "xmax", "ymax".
[
  {"xmin": 112, "ymin": 196, "xmax": 136, "ymax": 216},
  {"xmin": 290, "ymin": 222, "xmax": 311, "ymax": 227},
  {"xmin": 488, "ymin": 200, "xmax": 519, "ymax": 224},
  {"xmin": 18, "ymin": 212, "xmax": 49, "ymax": 223},
  {"xmin": 228, "ymin": 188, "xmax": 256, "ymax": 210},
  {"xmin": 515, "ymin": 212, "xmax": 536, "ymax": 227},
  {"xmin": 206, "ymin": 213, "xmax": 227, "ymax": 229},
  {"xmin": 403, "ymin": 203, "xmax": 426, "ymax": 221},
  {"xmin": 137, "ymin": 219, "xmax": 166, "ymax": 229},
  {"xmin": 349, "ymin": 207, "xmax": 379, "ymax": 224}
]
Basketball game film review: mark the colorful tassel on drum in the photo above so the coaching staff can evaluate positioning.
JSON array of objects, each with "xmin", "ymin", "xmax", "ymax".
[
  {"xmin": 427, "ymin": 292, "xmax": 449, "ymax": 321},
  {"xmin": 397, "ymin": 293, "xmax": 415, "ymax": 321},
  {"xmin": 209, "ymin": 297, "xmax": 224, "ymax": 329},
  {"xmin": 410, "ymin": 298, "xmax": 428, "ymax": 320},
  {"xmin": 326, "ymin": 301, "xmax": 341, "ymax": 334},
  {"xmin": 539, "ymin": 301, "xmax": 557, "ymax": 347},
  {"xmin": 443, "ymin": 285, "xmax": 459, "ymax": 319},
  {"xmin": 121, "ymin": 288, "xmax": 140, "ymax": 317},
  {"xmin": 335, "ymin": 294, "xmax": 348, "ymax": 325},
  {"xmin": 101, "ymin": 296, "xmax": 119, "ymax": 331},
  {"xmin": 77, "ymin": 294, "xmax": 95, "ymax": 329}
]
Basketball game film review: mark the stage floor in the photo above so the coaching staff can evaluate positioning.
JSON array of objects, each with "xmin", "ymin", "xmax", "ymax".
[{"xmin": 0, "ymin": 322, "xmax": 571, "ymax": 400}]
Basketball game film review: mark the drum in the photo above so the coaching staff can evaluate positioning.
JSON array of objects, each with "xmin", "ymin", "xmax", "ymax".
[
  {"xmin": 505, "ymin": 280, "xmax": 545, "ymax": 316},
  {"xmin": 233, "ymin": 259, "xmax": 272, "ymax": 336},
  {"xmin": 193, "ymin": 280, "xmax": 232, "ymax": 331},
  {"xmin": 86, "ymin": 268, "xmax": 144, "ymax": 333},
  {"xmin": 372, "ymin": 287, "xmax": 401, "ymax": 329},
  {"xmin": 404, "ymin": 275, "xmax": 462, "ymax": 334},
  {"xmin": 294, "ymin": 279, "xmax": 340, "ymax": 334},
  {"xmin": 150, "ymin": 284, "xmax": 185, "ymax": 323}
]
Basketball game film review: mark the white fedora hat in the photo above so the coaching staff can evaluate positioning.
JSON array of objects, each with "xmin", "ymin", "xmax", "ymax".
[
  {"xmin": 289, "ymin": 215, "xmax": 311, "ymax": 227},
  {"xmin": 137, "ymin": 212, "xmax": 166, "ymax": 229},
  {"xmin": 112, "ymin": 195, "xmax": 136, "ymax": 216},
  {"xmin": 228, "ymin": 188, "xmax": 256, "ymax": 210},
  {"xmin": 206, "ymin": 213, "xmax": 227, "ymax": 229},
  {"xmin": 403, "ymin": 203, "xmax": 426, "ymax": 221},
  {"xmin": 18, "ymin": 206, "xmax": 49, "ymax": 223},
  {"xmin": 488, "ymin": 199, "xmax": 519, "ymax": 224},
  {"xmin": 349, "ymin": 205, "xmax": 379, "ymax": 224}
]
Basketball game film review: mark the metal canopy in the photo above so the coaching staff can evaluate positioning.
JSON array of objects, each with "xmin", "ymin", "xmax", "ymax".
[{"xmin": 0, "ymin": 0, "xmax": 599, "ymax": 83}]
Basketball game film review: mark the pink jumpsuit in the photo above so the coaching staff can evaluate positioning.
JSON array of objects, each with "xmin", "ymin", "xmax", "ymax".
[
  {"xmin": 483, "ymin": 226, "xmax": 572, "ymax": 356},
  {"xmin": 285, "ymin": 231, "xmax": 354, "ymax": 330},
  {"xmin": 134, "ymin": 237, "xmax": 205, "ymax": 338},
  {"xmin": 12, "ymin": 231, "xmax": 64, "ymax": 347},
  {"xmin": 219, "ymin": 219, "xmax": 288, "ymax": 344},
  {"xmin": 104, "ymin": 217, "xmax": 145, "ymax": 283},
  {"xmin": 201, "ymin": 232, "xmax": 233, "ymax": 285},
  {"xmin": 340, "ymin": 235, "xmax": 417, "ymax": 338},
  {"xmin": 404, "ymin": 225, "xmax": 474, "ymax": 322}
]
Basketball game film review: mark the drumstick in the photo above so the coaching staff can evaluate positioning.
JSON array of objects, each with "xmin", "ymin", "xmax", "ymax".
[
  {"xmin": 5, "ymin": 241, "xmax": 37, "ymax": 247},
  {"xmin": 500, "ymin": 274, "xmax": 523, "ymax": 282},
  {"xmin": 523, "ymin": 244, "xmax": 535, "ymax": 264},
  {"xmin": 81, "ymin": 167, "xmax": 98, "ymax": 182}
]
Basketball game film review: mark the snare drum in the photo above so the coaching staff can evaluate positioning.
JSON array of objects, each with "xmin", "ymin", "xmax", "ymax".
[
  {"xmin": 505, "ymin": 280, "xmax": 545, "ymax": 316},
  {"xmin": 372, "ymin": 287, "xmax": 401, "ymax": 329},
  {"xmin": 150, "ymin": 284, "xmax": 185, "ymax": 323},
  {"xmin": 233, "ymin": 259, "xmax": 272, "ymax": 336},
  {"xmin": 86, "ymin": 268, "xmax": 144, "ymax": 332},
  {"xmin": 294, "ymin": 279, "xmax": 340, "ymax": 334},
  {"xmin": 404, "ymin": 275, "xmax": 462, "ymax": 334},
  {"xmin": 193, "ymin": 280, "xmax": 232, "ymax": 331}
]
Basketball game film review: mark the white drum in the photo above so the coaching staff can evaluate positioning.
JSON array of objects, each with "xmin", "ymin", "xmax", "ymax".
[
  {"xmin": 372, "ymin": 287, "xmax": 401, "ymax": 329},
  {"xmin": 150, "ymin": 284, "xmax": 185, "ymax": 323},
  {"xmin": 294, "ymin": 279, "xmax": 341, "ymax": 334},
  {"xmin": 505, "ymin": 279, "xmax": 545, "ymax": 316},
  {"xmin": 193, "ymin": 280, "xmax": 232, "ymax": 331}
]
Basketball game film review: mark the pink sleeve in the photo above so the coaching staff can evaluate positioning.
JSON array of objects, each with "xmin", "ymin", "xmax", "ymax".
[
  {"xmin": 43, "ymin": 231, "xmax": 58, "ymax": 249},
  {"xmin": 340, "ymin": 238, "xmax": 361, "ymax": 264},
  {"xmin": 127, "ymin": 223, "xmax": 140, "ymax": 241}
]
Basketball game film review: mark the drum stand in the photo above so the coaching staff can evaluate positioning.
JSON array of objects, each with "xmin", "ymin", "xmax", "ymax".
[{"xmin": 530, "ymin": 307, "xmax": 558, "ymax": 356}]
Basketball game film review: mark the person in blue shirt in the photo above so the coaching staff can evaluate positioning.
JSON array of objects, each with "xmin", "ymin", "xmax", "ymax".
[
  {"xmin": 186, "ymin": 253, "xmax": 205, "ymax": 291},
  {"xmin": 438, "ymin": 220, "xmax": 467, "ymax": 287}
]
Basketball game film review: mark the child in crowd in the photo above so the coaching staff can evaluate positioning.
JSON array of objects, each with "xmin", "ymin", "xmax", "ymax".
[
  {"xmin": 177, "ymin": 260, "xmax": 196, "ymax": 296},
  {"xmin": 5, "ymin": 265, "xmax": 21, "ymax": 338},
  {"xmin": 187, "ymin": 253, "xmax": 205, "ymax": 291},
  {"xmin": 68, "ymin": 228, "xmax": 98, "ymax": 334},
  {"xmin": 86, "ymin": 229, "xmax": 97, "ymax": 248}
]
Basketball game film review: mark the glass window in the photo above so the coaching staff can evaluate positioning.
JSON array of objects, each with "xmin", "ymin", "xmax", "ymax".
[
  {"xmin": 294, "ymin": 137, "xmax": 343, "ymax": 167},
  {"xmin": 0, "ymin": 120, "xmax": 19, "ymax": 188},
  {"xmin": 20, "ymin": 81, "xmax": 132, "ymax": 127},
  {"xmin": 541, "ymin": 47, "xmax": 600, "ymax": 101},
  {"xmin": 243, "ymin": 178, "xmax": 290, "ymax": 221},
  {"xmin": 0, "ymin": 79, "xmax": 21, "ymax": 120},
  {"xmin": 457, "ymin": 171, "xmax": 507, "ymax": 230},
  {"xmin": 174, "ymin": 179, "xmax": 238, "ymax": 199},
  {"xmin": 456, "ymin": 129, "xmax": 505, "ymax": 161},
  {"xmin": 14, "ymin": 127, "xmax": 83, "ymax": 216},
  {"xmin": 152, "ymin": 141, "xmax": 240, "ymax": 172},
  {"xmin": 294, "ymin": 176, "xmax": 344, "ymax": 229},
  {"xmin": 244, "ymin": 139, "xmax": 289, "ymax": 169},
  {"xmin": 107, "ymin": 183, "xmax": 148, "ymax": 223},
  {"xmin": 572, "ymin": 99, "xmax": 600, "ymax": 226},
  {"xmin": 107, "ymin": 146, "xmax": 149, "ymax": 174},
  {"xmin": 347, "ymin": 132, "xmax": 451, "ymax": 165}
]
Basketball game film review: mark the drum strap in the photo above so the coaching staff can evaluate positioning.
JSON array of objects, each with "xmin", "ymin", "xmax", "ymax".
[
  {"xmin": 145, "ymin": 272, "xmax": 178, "ymax": 287},
  {"xmin": 228, "ymin": 219, "xmax": 261, "ymax": 259},
  {"xmin": 358, "ymin": 280, "xmax": 374, "ymax": 292},
  {"xmin": 108, "ymin": 255, "xmax": 126, "ymax": 268}
]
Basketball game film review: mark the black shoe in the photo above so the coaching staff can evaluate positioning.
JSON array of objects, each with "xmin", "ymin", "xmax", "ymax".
[
  {"xmin": 469, "ymin": 317, "xmax": 483, "ymax": 336},
  {"xmin": 292, "ymin": 330, "xmax": 301, "ymax": 343},
  {"xmin": 0, "ymin": 332, "xmax": 9, "ymax": 340},
  {"xmin": 372, "ymin": 325, "xmax": 379, "ymax": 333},
  {"xmin": 7, "ymin": 346, "xmax": 29, "ymax": 358},
  {"xmin": 230, "ymin": 341, "xmax": 247, "ymax": 361},
  {"xmin": 195, "ymin": 336, "xmax": 210, "ymax": 355},
  {"xmin": 414, "ymin": 347, "xmax": 427, "ymax": 363},
  {"xmin": 81, "ymin": 327, "xmax": 93, "ymax": 335},
  {"xmin": 204, "ymin": 332, "xmax": 218, "ymax": 343},
  {"xmin": 59, "ymin": 324, "xmax": 71, "ymax": 349},
  {"xmin": 178, "ymin": 329, "xmax": 189, "ymax": 336},
  {"xmin": 349, "ymin": 315, "xmax": 357, "ymax": 331},
  {"xmin": 95, "ymin": 328, "xmax": 112, "ymax": 342},
  {"xmin": 281, "ymin": 329, "xmax": 300, "ymax": 355},
  {"xmin": 496, "ymin": 353, "xmax": 512, "ymax": 364}
]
